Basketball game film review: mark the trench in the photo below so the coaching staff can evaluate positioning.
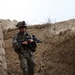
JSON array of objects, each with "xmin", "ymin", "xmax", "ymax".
[{"xmin": 1, "ymin": 21, "xmax": 75, "ymax": 75}]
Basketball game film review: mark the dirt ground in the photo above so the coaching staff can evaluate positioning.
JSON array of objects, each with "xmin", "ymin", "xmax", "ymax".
[{"xmin": 4, "ymin": 19, "xmax": 75, "ymax": 75}]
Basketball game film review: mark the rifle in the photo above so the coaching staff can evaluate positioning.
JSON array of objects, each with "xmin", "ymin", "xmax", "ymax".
[
  {"xmin": 31, "ymin": 35, "xmax": 42, "ymax": 43},
  {"xmin": 18, "ymin": 35, "xmax": 42, "ymax": 52},
  {"xmin": 18, "ymin": 35, "xmax": 42, "ymax": 43}
]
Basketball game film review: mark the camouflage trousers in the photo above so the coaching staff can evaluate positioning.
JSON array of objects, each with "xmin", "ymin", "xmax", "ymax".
[{"xmin": 19, "ymin": 52, "xmax": 35, "ymax": 75}]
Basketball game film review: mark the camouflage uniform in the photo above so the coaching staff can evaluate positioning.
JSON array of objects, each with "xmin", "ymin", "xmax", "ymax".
[{"xmin": 12, "ymin": 21, "xmax": 36, "ymax": 75}]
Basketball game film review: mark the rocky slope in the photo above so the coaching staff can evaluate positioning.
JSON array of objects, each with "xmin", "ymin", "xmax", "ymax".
[{"xmin": 1, "ymin": 19, "xmax": 75, "ymax": 75}]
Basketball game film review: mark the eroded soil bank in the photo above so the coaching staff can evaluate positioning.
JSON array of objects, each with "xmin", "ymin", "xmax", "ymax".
[{"xmin": 3, "ymin": 19, "xmax": 75, "ymax": 75}]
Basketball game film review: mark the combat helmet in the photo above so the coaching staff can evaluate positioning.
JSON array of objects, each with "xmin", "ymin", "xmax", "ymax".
[{"xmin": 16, "ymin": 21, "xmax": 27, "ymax": 28}]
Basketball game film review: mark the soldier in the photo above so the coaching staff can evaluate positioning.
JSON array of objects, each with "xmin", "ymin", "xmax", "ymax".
[{"xmin": 12, "ymin": 21, "xmax": 37, "ymax": 75}]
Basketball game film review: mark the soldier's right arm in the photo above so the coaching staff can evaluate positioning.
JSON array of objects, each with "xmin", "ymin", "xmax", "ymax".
[{"xmin": 12, "ymin": 34, "xmax": 20, "ymax": 51}]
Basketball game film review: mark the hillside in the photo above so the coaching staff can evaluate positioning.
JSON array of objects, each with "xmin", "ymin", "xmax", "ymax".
[{"xmin": 1, "ymin": 19, "xmax": 75, "ymax": 75}]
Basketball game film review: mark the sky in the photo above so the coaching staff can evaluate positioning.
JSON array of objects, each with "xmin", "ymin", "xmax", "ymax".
[{"xmin": 0, "ymin": 0, "xmax": 75, "ymax": 24}]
